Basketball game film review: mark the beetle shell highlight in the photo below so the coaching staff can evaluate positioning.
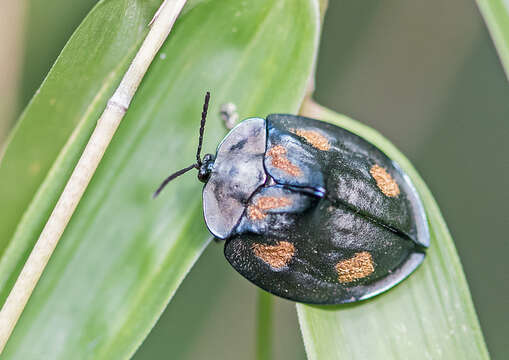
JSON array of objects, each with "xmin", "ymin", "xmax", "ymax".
[{"xmin": 203, "ymin": 114, "xmax": 429, "ymax": 304}]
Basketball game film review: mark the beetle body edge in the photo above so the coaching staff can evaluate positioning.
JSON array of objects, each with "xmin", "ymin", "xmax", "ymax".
[{"xmin": 201, "ymin": 114, "xmax": 429, "ymax": 305}]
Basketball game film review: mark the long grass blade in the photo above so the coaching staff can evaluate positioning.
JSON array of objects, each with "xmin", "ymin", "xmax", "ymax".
[
  {"xmin": 477, "ymin": 0, "xmax": 509, "ymax": 80},
  {"xmin": 297, "ymin": 100, "xmax": 489, "ymax": 360}
]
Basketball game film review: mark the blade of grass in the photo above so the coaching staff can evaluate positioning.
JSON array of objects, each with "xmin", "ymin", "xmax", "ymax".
[
  {"xmin": 0, "ymin": 0, "xmax": 188, "ymax": 352},
  {"xmin": 256, "ymin": 290, "xmax": 274, "ymax": 360},
  {"xmin": 296, "ymin": 100, "xmax": 489, "ymax": 360},
  {"xmin": 0, "ymin": 0, "xmax": 163, "ymax": 256},
  {"xmin": 0, "ymin": 0, "xmax": 26, "ymax": 146},
  {"xmin": 0, "ymin": 0, "xmax": 320, "ymax": 358},
  {"xmin": 477, "ymin": 0, "xmax": 509, "ymax": 80}
]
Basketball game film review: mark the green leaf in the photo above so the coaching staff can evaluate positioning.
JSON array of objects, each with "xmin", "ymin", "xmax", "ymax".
[
  {"xmin": 0, "ymin": 0, "xmax": 320, "ymax": 358},
  {"xmin": 256, "ymin": 290, "xmax": 274, "ymax": 360},
  {"xmin": 296, "ymin": 102, "xmax": 489, "ymax": 359},
  {"xmin": 477, "ymin": 0, "xmax": 509, "ymax": 79},
  {"xmin": 0, "ymin": 0, "xmax": 161, "ymax": 255}
]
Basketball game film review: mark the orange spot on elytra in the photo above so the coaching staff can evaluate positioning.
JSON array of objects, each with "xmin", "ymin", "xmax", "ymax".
[
  {"xmin": 336, "ymin": 252, "xmax": 375, "ymax": 283},
  {"xmin": 370, "ymin": 164, "xmax": 400, "ymax": 197},
  {"xmin": 248, "ymin": 196, "xmax": 293, "ymax": 220},
  {"xmin": 266, "ymin": 145, "xmax": 301, "ymax": 177},
  {"xmin": 291, "ymin": 128, "xmax": 330, "ymax": 151},
  {"xmin": 252, "ymin": 241, "xmax": 295, "ymax": 269}
]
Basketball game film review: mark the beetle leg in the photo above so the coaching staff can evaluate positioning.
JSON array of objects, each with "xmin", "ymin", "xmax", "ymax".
[{"xmin": 220, "ymin": 102, "xmax": 238, "ymax": 129}]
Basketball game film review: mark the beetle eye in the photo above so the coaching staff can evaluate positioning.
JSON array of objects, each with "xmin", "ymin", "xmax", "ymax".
[
  {"xmin": 198, "ymin": 168, "xmax": 209, "ymax": 183},
  {"xmin": 198, "ymin": 158, "xmax": 214, "ymax": 183}
]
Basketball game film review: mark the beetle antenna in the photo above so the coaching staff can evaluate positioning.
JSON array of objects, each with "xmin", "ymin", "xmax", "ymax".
[
  {"xmin": 153, "ymin": 92, "xmax": 211, "ymax": 198},
  {"xmin": 196, "ymin": 91, "xmax": 210, "ymax": 166},
  {"xmin": 153, "ymin": 163, "xmax": 198, "ymax": 198}
]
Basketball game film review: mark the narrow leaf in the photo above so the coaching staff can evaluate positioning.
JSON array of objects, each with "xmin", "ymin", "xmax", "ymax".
[
  {"xmin": 0, "ymin": 0, "xmax": 161, "ymax": 254},
  {"xmin": 256, "ymin": 290, "xmax": 274, "ymax": 360},
  {"xmin": 297, "ymin": 102, "xmax": 489, "ymax": 360},
  {"xmin": 1, "ymin": 0, "xmax": 320, "ymax": 358},
  {"xmin": 477, "ymin": 0, "xmax": 509, "ymax": 79}
]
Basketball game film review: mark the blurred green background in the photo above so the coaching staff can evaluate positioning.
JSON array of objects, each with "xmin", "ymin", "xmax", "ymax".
[{"xmin": 1, "ymin": 1, "xmax": 507, "ymax": 359}]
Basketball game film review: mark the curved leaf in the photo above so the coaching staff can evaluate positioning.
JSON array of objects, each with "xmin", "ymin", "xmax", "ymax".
[
  {"xmin": 477, "ymin": 0, "xmax": 509, "ymax": 79},
  {"xmin": 296, "ymin": 102, "xmax": 489, "ymax": 360},
  {"xmin": 1, "ymin": 0, "xmax": 320, "ymax": 358},
  {"xmin": 0, "ymin": 0, "xmax": 161, "ymax": 254}
]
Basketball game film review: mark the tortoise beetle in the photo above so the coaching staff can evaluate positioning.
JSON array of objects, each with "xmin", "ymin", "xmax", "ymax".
[{"xmin": 155, "ymin": 92, "xmax": 429, "ymax": 304}]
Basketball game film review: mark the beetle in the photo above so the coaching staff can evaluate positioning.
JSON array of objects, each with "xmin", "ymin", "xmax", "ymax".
[{"xmin": 154, "ymin": 92, "xmax": 429, "ymax": 304}]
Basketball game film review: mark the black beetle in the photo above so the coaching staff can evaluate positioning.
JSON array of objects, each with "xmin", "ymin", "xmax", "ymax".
[{"xmin": 155, "ymin": 92, "xmax": 429, "ymax": 304}]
